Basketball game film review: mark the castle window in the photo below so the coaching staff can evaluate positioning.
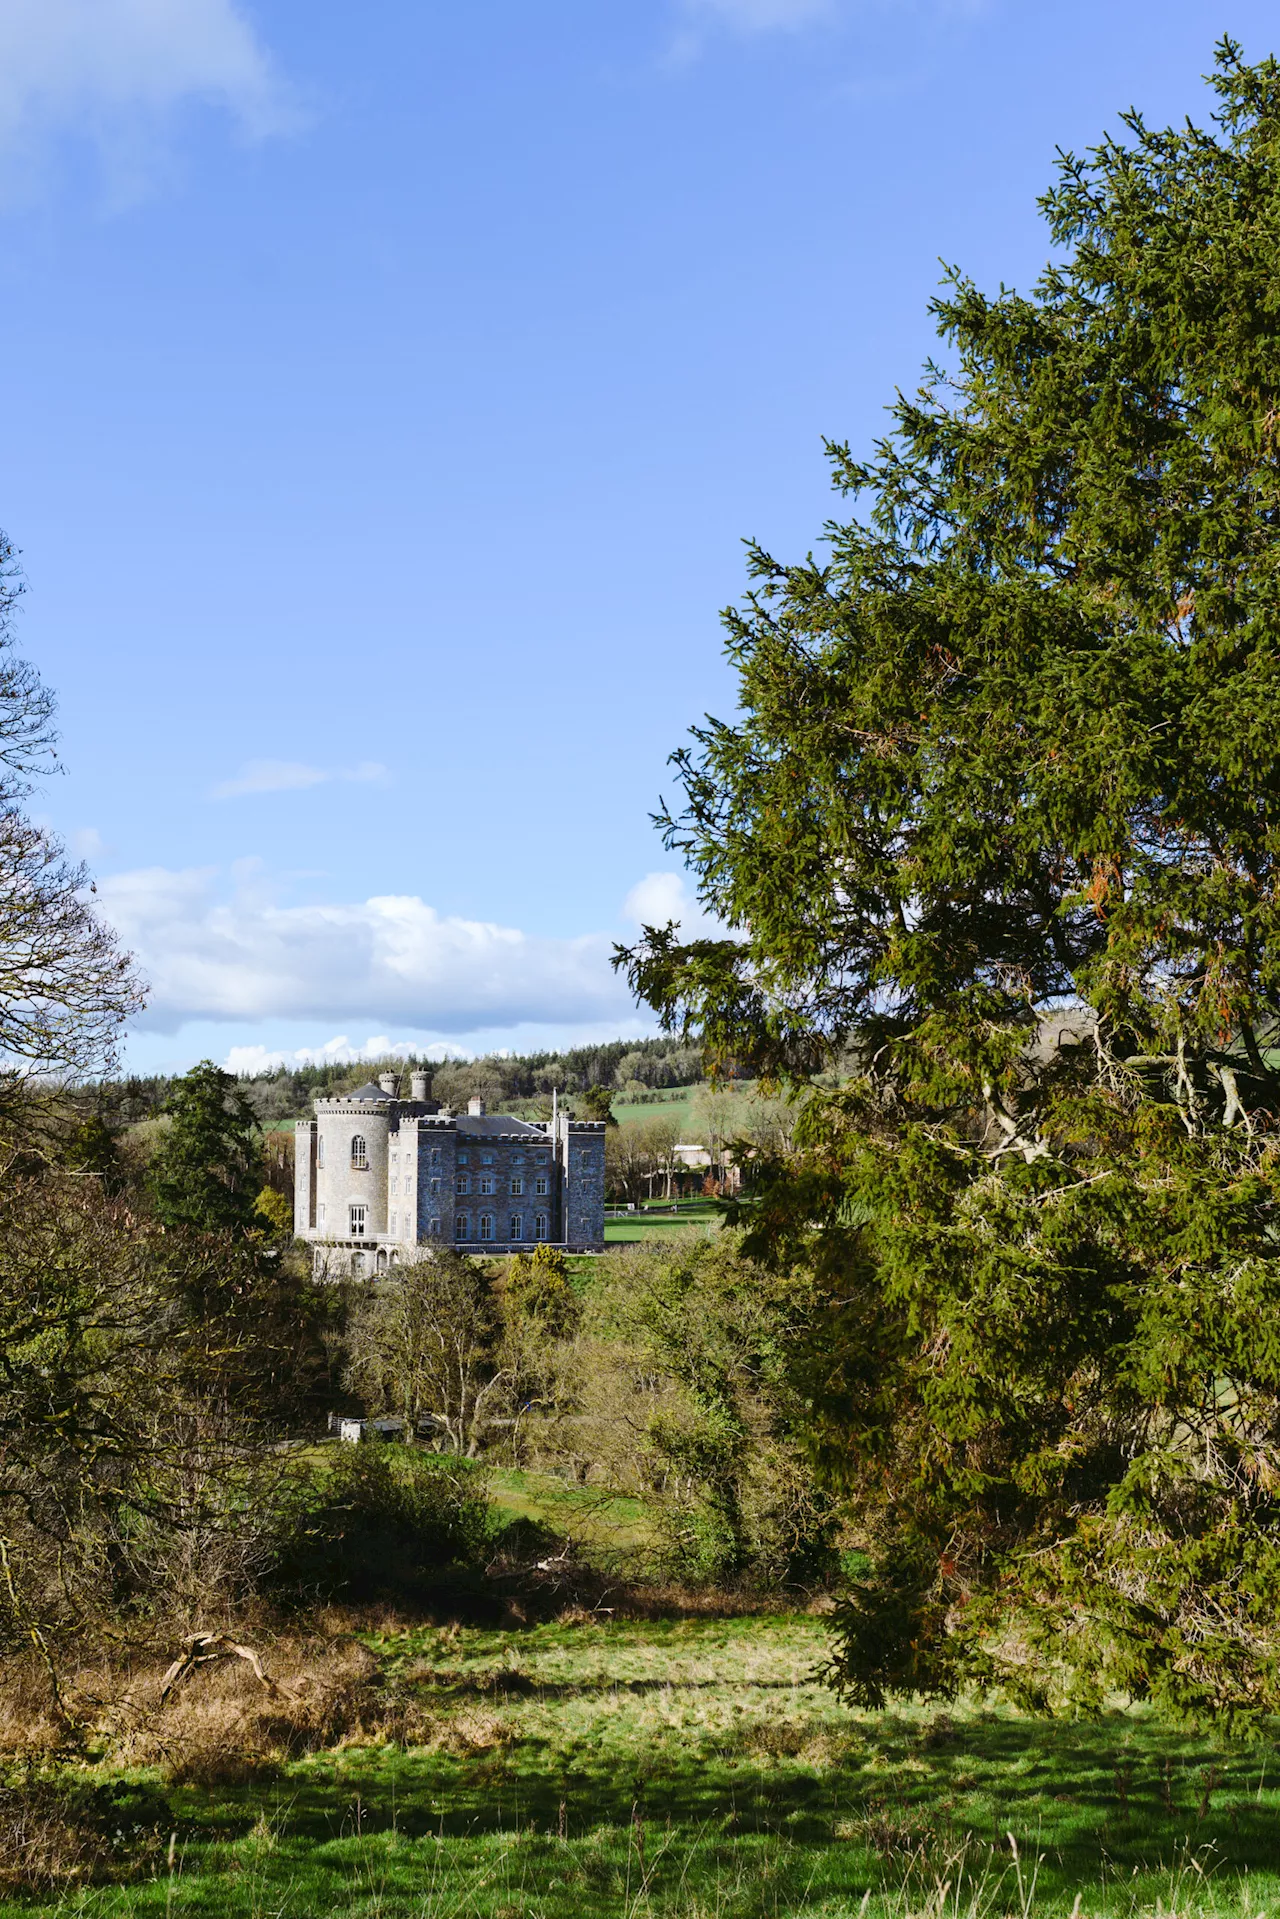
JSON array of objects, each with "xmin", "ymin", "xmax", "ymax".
[
  {"xmin": 390, "ymin": 1177, "xmax": 398, "ymax": 1197},
  {"xmin": 429, "ymin": 1217, "xmax": 441, "ymax": 1236},
  {"xmin": 456, "ymin": 1174, "xmax": 470, "ymax": 1195},
  {"xmin": 510, "ymin": 1176, "xmax": 524, "ymax": 1196},
  {"xmin": 535, "ymin": 1176, "xmax": 548, "ymax": 1197},
  {"xmin": 510, "ymin": 1213, "xmax": 523, "ymax": 1240},
  {"xmin": 458, "ymin": 1150, "xmax": 470, "ymax": 1165},
  {"xmin": 349, "ymin": 1204, "xmax": 367, "ymax": 1237},
  {"xmin": 430, "ymin": 1179, "xmax": 440, "ymax": 1196},
  {"xmin": 481, "ymin": 1151, "xmax": 494, "ymax": 1165},
  {"xmin": 479, "ymin": 1214, "xmax": 493, "ymax": 1241},
  {"xmin": 352, "ymin": 1250, "xmax": 366, "ymax": 1277},
  {"xmin": 390, "ymin": 1211, "xmax": 397, "ymax": 1234},
  {"xmin": 350, "ymin": 1135, "xmax": 368, "ymax": 1171},
  {"xmin": 318, "ymin": 1203, "xmax": 326, "ymax": 1226},
  {"xmin": 431, "ymin": 1148, "xmax": 441, "ymax": 1164},
  {"xmin": 317, "ymin": 1136, "xmax": 325, "ymax": 1168},
  {"xmin": 392, "ymin": 1152, "xmax": 398, "ymax": 1171},
  {"xmin": 534, "ymin": 1213, "xmax": 548, "ymax": 1241},
  {"xmin": 513, "ymin": 1153, "xmax": 525, "ymax": 1165},
  {"xmin": 479, "ymin": 1175, "xmax": 494, "ymax": 1195},
  {"xmin": 455, "ymin": 1215, "xmax": 469, "ymax": 1241}
]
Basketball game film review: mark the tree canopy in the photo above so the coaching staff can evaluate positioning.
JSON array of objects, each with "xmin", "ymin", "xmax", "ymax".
[
  {"xmin": 620, "ymin": 43, "xmax": 1280, "ymax": 1729},
  {"xmin": 0, "ymin": 533, "xmax": 143, "ymax": 1146},
  {"xmin": 148, "ymin": 1061, "xmax": 263, "ymax": 1236}
]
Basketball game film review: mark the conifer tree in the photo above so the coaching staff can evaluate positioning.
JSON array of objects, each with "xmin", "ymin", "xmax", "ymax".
[
  {"xmin": 148, "ymin": 1060, "xmax": 263, "ymax": 1236},
  {"xmin": 620, "ymin": 43, "xmax": 1280, "ymax": 1728}
]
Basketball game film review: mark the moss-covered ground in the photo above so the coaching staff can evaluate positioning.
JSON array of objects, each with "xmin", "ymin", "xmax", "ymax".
[{"xmin": 12, "ymin": 1609, "xmax": 1280, "ymax": 1918}]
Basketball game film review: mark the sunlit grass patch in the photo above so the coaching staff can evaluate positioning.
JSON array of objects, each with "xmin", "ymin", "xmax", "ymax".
[{"xmin": 9, "ymin": 1613, "xmax": 1280, "ymax": 1917}]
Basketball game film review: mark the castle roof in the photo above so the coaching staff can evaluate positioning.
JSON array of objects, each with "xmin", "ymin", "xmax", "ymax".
[
  {"xmin": 343, "ymin": 1082, "xmax": 388, "ymax": 1103},
  {"xmin": 456, "ymin": 1114, "xmax": 544, "ymax": 1138}
]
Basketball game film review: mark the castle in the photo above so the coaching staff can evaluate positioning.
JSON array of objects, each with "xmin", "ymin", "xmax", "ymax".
[{"xmin": 294, "ymin": 1071, "xmax": 606, "ymax": 1274}]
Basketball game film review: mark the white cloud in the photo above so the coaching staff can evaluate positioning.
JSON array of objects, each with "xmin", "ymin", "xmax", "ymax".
[
  {"xmin": 623, "ymin": 870, "xmax": 724, "ymax": 936},
  {"xmin": 222, "ymin": 1036, "xmax": 474, "ymax": 1076},
  {"xmin": 210, "ymin": 760, "xmax": 388, "ymax": 800},
  {"xmin": 0, "ymin": 0, "xmax": 294, "ymax": 193},
  {"xmin": 98, "ymin": 866, "xmax": 641, "ymax": 1036},
  {"xmin": 68, "ymin": 825, "xmax": 108, "ymax": 860}
]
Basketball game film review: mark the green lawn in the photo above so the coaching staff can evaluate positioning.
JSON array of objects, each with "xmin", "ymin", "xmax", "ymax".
[
  {"xmin": 604, "ymin": 1200, "xmax": 722, "ymax": 1244},
  {"xmin": 610, "ymin": 1089, "xmax": 698, "ymax": 1131},
  {"xmin": 12, "ymin": 1611, "xmax": 1280, "ymax": 1918}
]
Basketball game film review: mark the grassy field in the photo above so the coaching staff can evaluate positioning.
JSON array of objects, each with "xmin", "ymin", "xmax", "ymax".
[
  {"xmin": 604, "ymin": 1200, "xmax": 722, "ymax": 1245},
  {"xmin": 11, "ymin": 1606, "xmax": 1280, "ymax": 1919},
  {"xmin": 610, "ymin": 1089, "xmax": 699, "ymax": 1132}
]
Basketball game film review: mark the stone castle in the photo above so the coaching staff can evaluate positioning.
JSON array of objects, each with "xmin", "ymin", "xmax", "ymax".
[{"xmin": 294, "ymin": 1071, "xmax": 606, "ymax": 1274}]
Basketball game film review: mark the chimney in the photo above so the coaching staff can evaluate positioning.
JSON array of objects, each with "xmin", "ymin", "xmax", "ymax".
[
  {"xmin": 378, "ymin": 1072, "xmax": 398, "ymax": 1097},
  {"xmin": 410, "ymin": 1070, "xmax": 432, "ymax": 1103},
  {"xmin": 468, "ymin": 1095, "xmax": 486, "ymax": 1116}
]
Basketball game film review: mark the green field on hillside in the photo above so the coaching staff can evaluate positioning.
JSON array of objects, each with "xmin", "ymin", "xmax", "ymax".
[
  {"xmin": 610, "ymin": 1086, "xmax": 699, "ymax": 1131},
  {"xmin": 12, "ymin": 1605, "xmax": 1280, "ymax": 1919}
]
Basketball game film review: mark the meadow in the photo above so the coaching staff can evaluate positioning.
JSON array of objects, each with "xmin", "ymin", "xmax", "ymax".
[
  {"xmin": 603, "ymin": 1199, "xmax": 722, "ymax": 1245},
  {"xmin": 6, "ymin": 1468, "xmax": 1280, "ymax": 1918}
]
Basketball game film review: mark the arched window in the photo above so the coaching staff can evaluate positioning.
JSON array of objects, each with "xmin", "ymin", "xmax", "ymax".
[
  {"xmin": 351, "ymin": 1250, "xmax": 366, "ymax": 1277},
  {"xmin": 455, "ymin": 1214, "xmax": 469, "ymax": 1241},
  {"xmin": 535, "ymin": 1212, "xmax": 548, "ymax": 1241},
  {"xmin": 376, "ymin": 1249, "xmax": 388, "ymax": 1272},
  {"xmin": 349, "ymin": 1204, "xmax": 367, "ymax": 1237},
  {"xmin": 510, "ymin": 1213, "xmax": 523, "ymax": 1241},
  {"xmin": 317, "ymin": 1135, "xmax": 325, "ymax": 1168},
  {"xmin": 479, "ymin": 1214, "xmax": 493, "ymax": 1241},
  {"xmin": 350, "ymin": 1134, "xmax": 368, "ymax": 1170}
]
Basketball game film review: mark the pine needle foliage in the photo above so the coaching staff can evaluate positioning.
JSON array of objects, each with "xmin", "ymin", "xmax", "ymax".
[{"xmin": 618, "ymin": 44, "xmax": 1280, "ymax": 1730}]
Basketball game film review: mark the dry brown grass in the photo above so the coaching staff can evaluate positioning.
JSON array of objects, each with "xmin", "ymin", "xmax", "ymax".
[{"xmin": 0, "ymin": 1627, "xmax": 458, "ymax": 1787}]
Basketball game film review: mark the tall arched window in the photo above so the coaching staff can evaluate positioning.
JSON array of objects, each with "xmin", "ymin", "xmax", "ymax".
[
  {"xmin": 479, "ymin": 1214, "xmax": 493, "ymax": 1241},
  {"xmin": 455, "ymin": 1214, "xmax": 469, "ymax": 1241},
  {"xmin": 510, "ymin": 1213, "xmax": 523, "ymax": 1241},
  {"xmin": 535, "ymin": 1212, "xmax": 548, "ymax": 1241},
  {"xmin": 350, "ymin": 1134, "xmax": 368, "ymax": 1170},
  {"xmin": 317, "ymin": 1136, "xmax": 325, "ymax": 1168}
]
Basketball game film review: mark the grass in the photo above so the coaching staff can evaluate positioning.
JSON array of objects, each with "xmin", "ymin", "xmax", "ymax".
[
  {"xmin": 9, "ymin": 1608, "xmax": 1280, "ymax": 1918},
  {"xmin": 610, "ymin": 1090, "xmax": 700, "ymax": 1131},
  {"xmin": 486, "ymin": 1466, "xmax": 659, "ymax": 1555},
  {"xmin": 605, "ymin": 1200, "xmax": 722, "ymax": 1245}
]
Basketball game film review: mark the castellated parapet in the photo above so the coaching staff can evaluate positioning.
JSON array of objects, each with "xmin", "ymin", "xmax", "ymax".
[{"xmin": 295, "ymin": 1077, "xmax": 606, "ymax": 1276}]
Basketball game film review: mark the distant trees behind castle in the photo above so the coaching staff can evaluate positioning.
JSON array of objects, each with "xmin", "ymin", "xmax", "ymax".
[{"xmin": 85, "ymin": 1035, "xmax": 705, "ymax": 1130}]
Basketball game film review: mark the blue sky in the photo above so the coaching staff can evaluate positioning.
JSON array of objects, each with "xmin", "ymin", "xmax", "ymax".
[{"xmin": 2, "ymin": 0, "xmax": 1270, "ymax": 1074}]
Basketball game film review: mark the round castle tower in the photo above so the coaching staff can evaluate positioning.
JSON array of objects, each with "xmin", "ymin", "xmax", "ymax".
[{"xmin": 313, "ymin": 1073, "xmax": 397, "ymax": 1246}]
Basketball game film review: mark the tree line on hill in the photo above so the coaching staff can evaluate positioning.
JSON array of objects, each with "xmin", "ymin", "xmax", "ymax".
[
  {"xmin": 9, "ymin": 42, "xmax": 1280, "ymax": 1735},
  {"xmin": 82, "ymin": 1036, "xmax": 704, "ymax": 1131}
]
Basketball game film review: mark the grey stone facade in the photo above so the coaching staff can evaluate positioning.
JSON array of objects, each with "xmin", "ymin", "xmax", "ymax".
[{"xmin": 295, "ymin": 1073, "xmax": 605, "ymax": 1276}]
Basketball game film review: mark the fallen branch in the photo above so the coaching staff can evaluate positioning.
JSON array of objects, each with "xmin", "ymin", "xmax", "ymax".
[{"xmin": 158, "ymin": 1632, "xmax": 278, "ymax": 1706}]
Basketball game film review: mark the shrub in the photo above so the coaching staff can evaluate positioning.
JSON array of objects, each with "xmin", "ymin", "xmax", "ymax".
[{"xmin": 266, "ymin": 1444, "xmax": 494, "ymax": 1603}]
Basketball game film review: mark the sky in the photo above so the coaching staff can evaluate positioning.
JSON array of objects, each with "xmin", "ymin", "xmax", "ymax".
[{"xmin": 1, "ymin": 0, "xmax": 1273, "ymax": 1076}]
